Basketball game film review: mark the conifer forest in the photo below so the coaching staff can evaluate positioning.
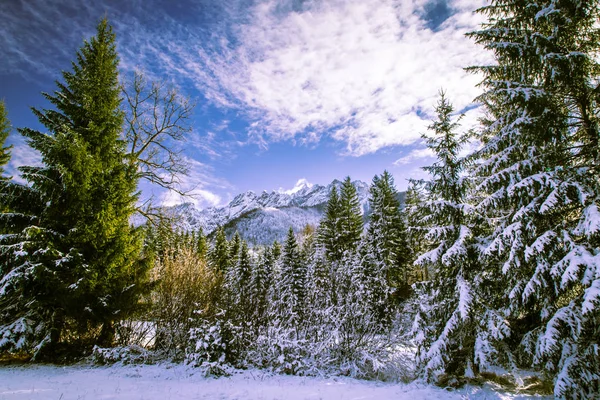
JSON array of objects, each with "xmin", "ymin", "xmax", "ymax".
[{"xmin": 1, "ymin": 2, "xmax": 599, "ymax": 399}]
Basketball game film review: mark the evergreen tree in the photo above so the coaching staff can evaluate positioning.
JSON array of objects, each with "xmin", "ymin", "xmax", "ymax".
[
  {"xmin": 468, "ymin": 1, "xmax": 600, "ymax": 396},
  {"xmin": 413, "ymin": 92, "xmax": 487, "ymax": 381},
  {"xmin": 405, "ymin": 180, "xmax": 428, "ymax": 281},
  {"xmin": 196, "ymin": 227, "xmax": 208, "ymax": 260},
  {"xmin": 278, "ymin": 228, "xmax": 307, "ymax": 327},
  {"xmin": 271, "ymin": 240, "xmax": 282, "ymax": 261},
  {"xmin": 0, "ymin": 100, "xmax": 12, "ymax": 178},
  {"xmin": 366, "ymin": 171, "xmax": 411, "ymax": 290},
  {"xmin": 318, "ymin": 186, "xmax": 342, "ymax": 262},
  {"xmin": 0, "ymin": 19, "xmax": 146, "ymax": 355},
  {"xmin": 338, "ymin": 177, "xmax": 363, "ymax": 256},
  {"xmin": 208, "ymin": 227, "xmax": 229, "ymax": 275},
  {"xmin": 251, "ymin": 246, "xmax": 273, "ymax": 329},
  {"xmin": 228, "ymin": 231, "xmax": 242, "ymax": 270},
  {"xmin": 230, "ymin": 240, "xmax": 253, "ymax": 327}
]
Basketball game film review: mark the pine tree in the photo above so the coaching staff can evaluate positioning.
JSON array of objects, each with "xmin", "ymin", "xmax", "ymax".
[
  {"xmin": 0, "ymin": 19, "xmax": 146, "ymax": 356},
  {"xmin": 468, "ymin": 1, "xmax": 600, "ymax": 396},
  {"xmin": 412, "ymin": 92, "xmax": 489, "ymax": 381},
  {"xmin": 0, "ymin": 100, "xmax": 12, "ymax": 178},
  {"xmin": 362, "ymin": 171, "xmax": 410, "ymax": 328}
]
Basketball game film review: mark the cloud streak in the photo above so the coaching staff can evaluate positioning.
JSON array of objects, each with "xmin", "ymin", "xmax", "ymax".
[
  {"xmin": 171, "ymin": 0, "xmax": 492, "ymax": 156},
  {"xmin": 2, "ymin": 0, "xmax": 492, "ymax": 164}
]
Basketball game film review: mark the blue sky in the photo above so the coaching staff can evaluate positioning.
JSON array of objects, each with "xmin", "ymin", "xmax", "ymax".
[{"xmin": 0, "ymin": 0, "xmax": 490, "ymax": 209}]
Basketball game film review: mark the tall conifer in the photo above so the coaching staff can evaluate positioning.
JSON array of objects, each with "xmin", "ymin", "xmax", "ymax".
[{"xmin": 0, "ymin": 19, "xmax": 146, "ymax": 355}]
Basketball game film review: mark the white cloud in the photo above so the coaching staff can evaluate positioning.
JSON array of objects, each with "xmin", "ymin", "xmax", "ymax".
[
  {"xmin": 394, "ymin": 147, "xmax": 435, "ymax": 165},
  {"xmin": 160, "ymin": 188, "xmax": 222, "ymax": 209},
  {"xmin": 158, "ymin": 157, "xmax": 231, "ymax": 209},
  {"xmin": 2, "ymin": 0, "xmax": 493, "ymax": 162},
  {"xmin": 173, "ymin": 0, "xmax": 492, "ymax": 156},
  {"xmin": 5, "ymin": 139, "xmax": 42, "ymax": 184}
]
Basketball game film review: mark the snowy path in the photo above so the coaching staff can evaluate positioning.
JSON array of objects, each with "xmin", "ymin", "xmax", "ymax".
[{"xmin": 0, "ymin": 364, "xmax": 548, "ymax": 400}]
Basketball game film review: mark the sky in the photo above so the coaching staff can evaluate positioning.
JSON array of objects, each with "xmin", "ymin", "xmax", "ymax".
[{"xmin": 0, "ymin": 0, "xmax": 492, "ymax": 209}]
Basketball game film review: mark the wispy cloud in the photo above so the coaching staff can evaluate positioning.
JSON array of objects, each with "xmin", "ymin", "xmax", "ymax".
[
  {"xmin": 165, "ymin": 0, "xmax": 492, "ymax": 156},
  {"xmin": 5, "ymin": 138, "xmax": 42, "ymax": 184},
  {"xmin": 394, "ymin": 147, "xmax": 435, "ymax": 166},
  {"xmin": 158, "ymin": 157, "xmax": 231, "ymax": 209},
  {"xmin": 2, "ymin": 0, "xmax": 492, "ymax": 161}
]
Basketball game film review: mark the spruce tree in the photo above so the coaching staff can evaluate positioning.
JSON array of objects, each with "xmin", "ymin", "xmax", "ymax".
[
  {"xmin": 405, "ymin": 180, "xmax": 428, "ymax": 281},
  {"xmin": 366, "ymin": 171, "xmax": 411, "ymax": 290},
  {"xmin": 363, "ymin": 171, "xmax": 410, "ymax": 327},
  {"xmin": 251, "ymin": 246, "xmax": 273, "ymax": 329},
  {"xmin": 196, "ymin": 227, "xmax": 208, "ymax": 260},
  {"xmin": 412, "ymin": 92, "xmax": 488, "ymax": 381},
  {"xmin": 279, "ymin": 228, "xmax": 307, "ymax": 327},
  {"xmin": 0, "ymin": 19, "xmax": 146, "ymax": 355},
  {"xmin": 338, "ymin": 177, "xmax": 363, "ymax": 256},
  {"xmin": 208, "ymin": 227, "xmax": 229, "ymax": 275},
  {"xmin": 468, "ymin": 1, "xmax": 600, "ymax": 396},
  {"xmin": 228, "ymin": 231, "xmax": 242, "ymax": 270},
  {"xmin": 230, "ymin": 240, "xmax": 253, "ymax": 330},
  {"xmin": 318, "ymin": 185, "xmax": 342, "ymax": 262}
]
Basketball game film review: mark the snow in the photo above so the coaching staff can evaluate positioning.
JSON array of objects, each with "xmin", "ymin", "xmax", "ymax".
[
  {"xmin": 0, "ymin": 364, "xmax": 549, "ymax": 400},
  {"xmin": 163, "ymin": 179, "xmax": 372, "ymax": 245}
]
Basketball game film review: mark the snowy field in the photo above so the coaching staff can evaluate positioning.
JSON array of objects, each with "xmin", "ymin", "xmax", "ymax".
[{"xmin": 0, "ymin": 364, "xmax": 551, "ymax": 400}]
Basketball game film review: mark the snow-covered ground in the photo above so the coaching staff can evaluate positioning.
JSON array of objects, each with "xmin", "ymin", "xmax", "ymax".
[{"xmin": 0, "ymin": 363, "xmax": 551, "ymax": 400}]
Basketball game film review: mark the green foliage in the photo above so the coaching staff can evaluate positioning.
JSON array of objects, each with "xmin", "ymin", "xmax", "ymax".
[
  {"xmin": 338, "ymin": 177, "xmax": 363, "ymax": 255},
  {"xmin": 279, "ymin": 227, "xmax": 307, "ymax": 327},
  {"xmin": 466, "ymin": 1, "xmax": 600, "ymax": 397},
  {"xmin": 412, "ymin": 92, "xmax": 488, "ymax": 381},
  {"xmin": 0, "ymin": 19, "xmax": 147, "ymax": 357},
  {"xmin": 366, "ymin": 171, "xmax": 411, "ymax": 288},
  {"xmin": 208, "ymin": 227, "xmax": 230, "ymax": 274},
  {"xmin": 318, "ymin": 185, "xmax": 342, "ymax": 261},
  {"xmin": 318, "ymin": 178, "xmax": 363, "ymax": 263}
]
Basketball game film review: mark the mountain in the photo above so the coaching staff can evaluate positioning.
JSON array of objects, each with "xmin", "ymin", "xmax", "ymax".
[{"xmin": 165, "ymin": 179, "xmax": 374, "ymax": 246}]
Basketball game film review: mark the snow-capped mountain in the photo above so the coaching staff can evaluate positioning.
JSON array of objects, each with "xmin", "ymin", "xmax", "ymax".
[{"xmin": 165, "ymin": 179, "xmax": 372, "ymax": 246}]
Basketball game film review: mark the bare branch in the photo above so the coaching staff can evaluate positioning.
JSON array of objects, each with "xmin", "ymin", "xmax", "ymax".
[{"xmin": 122, "ymin": 71, "xmax": 196, "ymax": 216}]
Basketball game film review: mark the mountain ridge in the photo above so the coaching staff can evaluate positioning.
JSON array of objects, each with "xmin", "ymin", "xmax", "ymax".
[{"xmin": 165, "ymin": 179, "xmax": 402, "ymax": 246}]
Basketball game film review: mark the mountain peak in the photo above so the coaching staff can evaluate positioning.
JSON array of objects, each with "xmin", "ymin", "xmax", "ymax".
[
  {"xmin": 166, "ymin": 178, "xmax": 372, "ymax": 245},
  {"xmin": 279, "ymin": 178, "xmax": 314, "ymax": 195}
]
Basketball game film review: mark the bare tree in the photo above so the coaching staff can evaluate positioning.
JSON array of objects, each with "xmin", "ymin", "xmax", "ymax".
[{"xmin": 122, "ymin": 71, "xmax": 195, "ymax": 210}]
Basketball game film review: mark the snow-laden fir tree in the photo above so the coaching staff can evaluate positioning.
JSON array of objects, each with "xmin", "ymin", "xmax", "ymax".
[
  {"xmin": 250, "ymin": 245, "xmax": 274, "ymax": 330},
  {"xmin": 0, "ymin": 19, "xmax": 147, "ymax": 357},
  {"xmin": 412, "ymin": 92, "xmax": 491, "ymax": 382},
  {"xmin": 468, "ymin": 1, "xmax": 600, "ymax": 396},
  {"xmin": 277, "ymin": 228, "xmax": 307, "ymax": 329},
  {"xmin": 364, "ymin": 171, "xmax": 411, "ymax": 328},
  {"xmin": 227, "ymin": 239, "xmax": 254, "ymax": 354},
  {"xmin": 405, "ymin": 180, "xmax": 428, "ymax": 281}
]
